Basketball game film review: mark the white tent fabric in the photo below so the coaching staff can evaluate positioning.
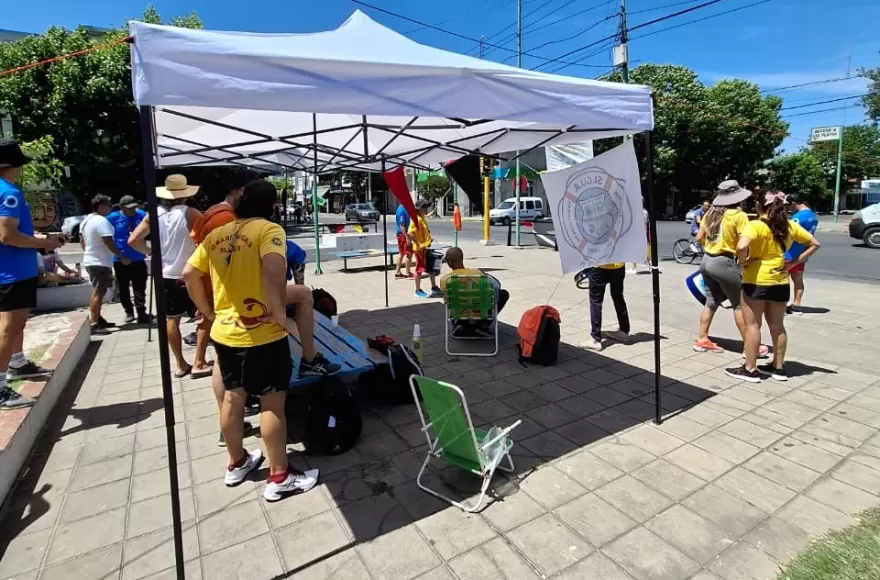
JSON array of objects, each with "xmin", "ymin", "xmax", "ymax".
[{"xmin": 130, "ymin": 10, "xmax": 654, "ymax": 170}]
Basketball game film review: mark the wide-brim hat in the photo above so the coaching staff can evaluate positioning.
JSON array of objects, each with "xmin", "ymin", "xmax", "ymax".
[
  {"xmin": 0, "ymin": 139, "xmax": 31, "ymax": 169},
  {"xmin": 157, "ymin": 174, "xmax": 199, "ymax": 200},
  {"xmin": 712, "ymin": 180, "xmax": 752, "ymax": 206}
]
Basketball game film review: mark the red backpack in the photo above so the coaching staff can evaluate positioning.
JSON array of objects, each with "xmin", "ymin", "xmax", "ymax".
[{"xmin": 516, "ymin": 305, "xmax": 561, "ymax": 366}]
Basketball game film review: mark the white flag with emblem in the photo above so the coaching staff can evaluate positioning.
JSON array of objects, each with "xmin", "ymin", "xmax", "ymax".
[{"xmin": 540, "ymin": 140, "xmax": 647, "ymax": 274}]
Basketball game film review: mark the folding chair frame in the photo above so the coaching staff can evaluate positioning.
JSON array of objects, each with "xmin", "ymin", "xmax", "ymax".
[
  {"xmin": 444, "ymin": 275, "xmax": 499, "ymax": 357},
  {"xmin": 410, "ymin": 376, "xmax": 520, "ymax": 513}
]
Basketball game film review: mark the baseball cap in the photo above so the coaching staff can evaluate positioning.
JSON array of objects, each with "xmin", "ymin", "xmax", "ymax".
[
  {"xmin": 119, "ymin": 195, "xmax": 139, "ymax": 209},
  {"xmin": 0, "ymin": 139, "xmax": 31, "ymax": 169}
]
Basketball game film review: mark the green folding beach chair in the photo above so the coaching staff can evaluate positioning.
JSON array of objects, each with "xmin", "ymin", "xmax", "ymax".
[
  {"xmin": 410, "ymin": 375, "xmax": 521, "ymax": 512},
  {"xmin": 444, "ymin": 273, "xmax": 498, "ymax": 357}
]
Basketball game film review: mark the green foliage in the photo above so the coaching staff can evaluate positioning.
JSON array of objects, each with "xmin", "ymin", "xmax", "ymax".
[
  {"xmin": 596, "ymin": 64, "xmax": 787, "ymax": 207},
  {"xmin": 0, "ymin": 5, "xmax": 203, "ymax": 210},
  {"xmin": 16, "ymin": 136, "xmax": 65, "ymax": 199},
  {"xmin": 810, "ymin": 124, "xmax": 880, "ymax": 192},
  {"xmin": 417, "ymin": 174, "xmax": 450, "ymax": 203},
  {"xmin": 766, "ymin": 150, "xmax": 829, "ymax": 208},
  {"xmin": 859, "ymin": 66, "xmax": 880, "ymax": 124}
]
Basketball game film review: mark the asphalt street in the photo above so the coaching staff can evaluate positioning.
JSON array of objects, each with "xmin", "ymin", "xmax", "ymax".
[{"xmin": 57, "ymin": 217, "xmax": 878, "ymax": 283}]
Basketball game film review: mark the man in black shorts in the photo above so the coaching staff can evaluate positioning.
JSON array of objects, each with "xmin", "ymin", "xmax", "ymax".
[
  {"xmin": 0, "ymin": 140, "xmax": 64, "ymax": 408},
  {"xmin": 184, "ymin": 180, "xmax": 340, "ymax": 502}
]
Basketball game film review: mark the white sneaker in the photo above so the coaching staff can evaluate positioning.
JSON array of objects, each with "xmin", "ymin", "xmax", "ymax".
[
  {"xmin": 581, "ymin": 339, "xmax": 603, "ymax": 351},
  {"xmin": 264, "ymin": 468, "xmax": 320, "ymax": 502},
  {"xmin": 605, "ymin": 330, "xmax": 630, "ymax": 343},
  {"xmin": 224, "ymin": 449, "xmax": 264, "ymax": 487}
]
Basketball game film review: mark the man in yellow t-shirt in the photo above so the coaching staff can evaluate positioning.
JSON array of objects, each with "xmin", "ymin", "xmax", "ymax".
[
  {"xmin": 582, "ymin": 262, "xmax": 630, "ymax": 351},
  {"xmin": 439, "ymin": 247, "xmax": 510, "ymax": 337},
  {"xmin": 408, "ymin": 200, "xmax": 441, "ymax": 299},
  {"xmin": 183, "ymin": 180, "xmax": 339, "ymax": 503}
]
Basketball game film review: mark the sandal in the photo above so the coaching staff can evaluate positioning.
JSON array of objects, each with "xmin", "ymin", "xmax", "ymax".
[
  {"xmin": 191, "ymin": 366, "xmax": 213, "ymax": 379},
  {"xmin": 394, "ymin": 273, "xmax": 407, "ymax": 279},
  {"xmin": 174, "ymin": 365, "xmax": 192, "ymax": 379}
]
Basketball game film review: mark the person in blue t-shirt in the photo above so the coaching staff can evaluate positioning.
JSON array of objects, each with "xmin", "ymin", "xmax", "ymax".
[
  {"xmin": 107, "ymin": 195, "xmax": 150, "ymax": 324},
  {"xmin": 0, "ymin": 139, "xmax": 64, "ymax": 409},
  {"xmin": 784, "ymin": 194, "xmax": 819, "ymax": 314},
  {"xmin": 690, "ymin": 200, "xmax": 710, "ymax": 251},
  {"xmin": 394, "ymin": 204, "xmax": 413, "ymax": 278},
  {"xmin": 285, "ymin": 239, "xmax": 307, "ymax": 284}
]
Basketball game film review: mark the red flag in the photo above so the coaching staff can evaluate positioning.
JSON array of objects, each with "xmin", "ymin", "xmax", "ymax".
[{"xmin": 383, "ymin": 165, "xmax": 418, "ymax": 224}]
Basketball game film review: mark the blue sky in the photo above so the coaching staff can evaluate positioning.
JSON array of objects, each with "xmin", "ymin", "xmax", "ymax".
[{"xmin": 4, "ymin": 0, "xmax": 879, "ymax": 151}]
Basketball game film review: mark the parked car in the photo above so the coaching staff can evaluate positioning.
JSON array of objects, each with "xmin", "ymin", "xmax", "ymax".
[
  {"xmin": 489, "ymin": 196, "xmax": 544, "ymax": 226},
  {"xmin": 684, "ymin": 205, "xmax": 701, "ymax": 224},
  {"xmin": 344, "ymin": 203, "xmax": 379, "ymax": 222},
  {"xmin": 61, "ymin": 215, "xmax": 86, "ymax": 241},
  {"xmin": 849, "ymin": 203, "xmax": 880, "ymax": 249}
]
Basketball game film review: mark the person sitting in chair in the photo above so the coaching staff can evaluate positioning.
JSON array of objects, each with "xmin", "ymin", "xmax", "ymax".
[
  {"xmin": 37, "ymin": 248, "xmax": 82, "ymax": 287},
  {"xmin": 439, "ymin": 247, "xmax": 509, "ymax": 337}
]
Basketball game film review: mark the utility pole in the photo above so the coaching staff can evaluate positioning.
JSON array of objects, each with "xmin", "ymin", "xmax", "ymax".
[
  {"xmin": 618, "ymin": 0, "xmax": 629, "ymax": 83},
  {"xmin": 514, "ymin": 0, "xmax": 523, "ymax": 248},
  {"xmin": 833, "ymin": 49, "xmax": 851, "ymax": 223},
  {"xmin": 479, "ymin": 35, "xmax": 484, "ymax": 59}
]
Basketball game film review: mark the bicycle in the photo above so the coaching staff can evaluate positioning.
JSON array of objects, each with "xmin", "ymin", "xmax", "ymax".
[{"xmin": 672, "ymin": 237, "xmax": 704, "ymax": 264}]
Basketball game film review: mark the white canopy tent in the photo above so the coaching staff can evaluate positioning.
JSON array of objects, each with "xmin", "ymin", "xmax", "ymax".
[{"xmin": 127, "ymin": 13, "xmax": 661, "ymax": 579}]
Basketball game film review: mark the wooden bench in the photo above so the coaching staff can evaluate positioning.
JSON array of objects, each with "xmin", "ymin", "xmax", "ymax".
[
  {"xmin": 334, "ymin": 246, "xmax": 399, "ymax": 272},
  {"xmin": 287, "ymin": 311, "xmax": 386, "ymax": 388}
]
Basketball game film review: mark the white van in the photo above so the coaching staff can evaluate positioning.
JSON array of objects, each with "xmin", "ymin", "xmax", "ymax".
[
  {"xmin": 849, "ymin": 203, "xmax": 880, "ymax": 249},
  {"xmin": 489, "ymin": 197, "xmax": 544, "ymax": 225}
]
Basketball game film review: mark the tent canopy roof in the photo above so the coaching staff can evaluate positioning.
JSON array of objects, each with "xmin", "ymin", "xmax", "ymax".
[{"xmin": 130, "ymin": 10, "xmax": 654, "ymax": 172}]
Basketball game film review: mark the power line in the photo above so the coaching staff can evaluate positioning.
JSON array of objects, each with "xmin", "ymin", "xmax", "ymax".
[
  {"xmin": 402, "ymin": 0, "xmax": 543, "ymax": 35},
  {"xmin": 629, "ymin": 0, "xmax": 776, "ymax": 41},
  {"xmin": 782, "ymin": 105, "xmax": 862, "ymax": 119},
  {"xmin": 629, "ymin": 0, "xmax": 704, "ymax": 15},
  {"xmin": 484, "ymin": 0, "xmax": 611, "ymax": 59},
  {"xmin": 471, "ymin": 0, "xmax": 562, "ymax": 55},
  {"xmin": 502, "ymin": 12, "xmax": 619, "ymax": 64},
  {"xmin": 761, "ymin": 75, "xmax": 859, "ymax": 94},
  {"xmin": 531, "ymin": 0, "xmax": 725, "ymax": 72},
  {"xmin": 350, "ymin": 0, "xmax": 612, "ymax": 69},
  {"xmin": 780, "ymin": 94, "xmax": 868, "ymax": 111}
]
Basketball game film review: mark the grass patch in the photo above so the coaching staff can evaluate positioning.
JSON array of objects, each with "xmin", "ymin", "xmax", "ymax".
[{"xmin": 779, "ymin": 505, "xmax": 880, "ymax": 580}]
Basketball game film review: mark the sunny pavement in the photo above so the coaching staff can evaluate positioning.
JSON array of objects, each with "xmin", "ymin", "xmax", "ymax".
[{"xmin": 2, "ymin": 240, "xmax": 880, "ymax": 580}]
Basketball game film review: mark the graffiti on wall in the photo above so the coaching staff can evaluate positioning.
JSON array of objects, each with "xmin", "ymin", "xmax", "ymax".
[{"xmin": 30, "ymin": 191, "xmax": 78, "ymax": 232}]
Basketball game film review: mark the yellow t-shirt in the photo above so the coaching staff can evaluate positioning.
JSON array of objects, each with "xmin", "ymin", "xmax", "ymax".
[
  {"xmin": 187, "ymin": 218, "xmax": 288, "ymax": 348},
  {"xmin": 408, "ymin": 216, "xmax": 433, "ymax": 251},
  {"xmin": 741, "ymin": 219, "xmax": 813, "ymax": 286},
  {"xmin": 439, "ymin": 267, "xmax": 482, "ymax": 292},
  {"xmin": 598, "ymin": 263, "xmax": 624, "ymax": 270},
  {"xmin": 701, "ymin": 208, "xmax": 749, "ymax": 256}
]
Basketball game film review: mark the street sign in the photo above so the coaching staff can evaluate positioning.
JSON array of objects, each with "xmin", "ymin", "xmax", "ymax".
[{"xmin": 810, "ymin": 126, "xmax": 841, "ymax": 142}]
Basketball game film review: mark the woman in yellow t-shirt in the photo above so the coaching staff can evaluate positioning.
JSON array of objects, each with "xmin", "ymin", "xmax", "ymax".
[
  {"xmin": 728, "ymin": 191, "xmax": 820, "ymax": 384},
  {"xmin": 694, "ymin": 180, "xmax": 768, "ymax": 357}
]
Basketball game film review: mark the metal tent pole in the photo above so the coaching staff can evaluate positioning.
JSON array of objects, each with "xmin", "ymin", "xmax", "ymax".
[
  {"xmin": 382, "ymin": 161, "xmax": 389, "ymax": 308},
  {"xmin": 146, "ymin": 270, "xmax": 153, "ymax": 342},
  {"xmin": 312, "ymin": 113, "xmax": 322, "ymax": 275},
  {"xmin": 138, "ymin": 105, "xmax": 186, "ymax": 579},
  {"xmin": 514, "ymin": 0, "xmax": 523, "ymax": 248},
  {"xmin": 644, "ymin": 129, "xmax": 662, "ymax": 425}
]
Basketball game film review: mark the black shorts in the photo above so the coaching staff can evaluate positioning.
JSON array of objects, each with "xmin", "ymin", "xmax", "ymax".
[
  {"xmin": 85, "ymin": 265, "xmax": 113, "ymax": 290},
  {"xmin": 214, "ymin": 336, "xmax": 292, "ymax": 396},
  {"xmin": 742, "ymin": 283, "xmax": 790, "ymax": 303},
  {"xmin": 164, "ymin": 279, "xmax": 196, "ymax": 318},
  {"xmin": 0, "ymin": 277, "xmax": 38, "ymax": 312}
]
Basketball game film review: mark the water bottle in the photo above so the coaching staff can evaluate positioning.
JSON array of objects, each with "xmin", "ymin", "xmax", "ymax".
[{"xmin": 411, "ymin": 324, "xmax": 423, "ymax": 364}]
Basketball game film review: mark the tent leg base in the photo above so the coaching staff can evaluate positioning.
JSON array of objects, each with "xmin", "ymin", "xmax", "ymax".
[{"xmin": 479, "ymin": 239, "xmax": 496, "ymax": 246}]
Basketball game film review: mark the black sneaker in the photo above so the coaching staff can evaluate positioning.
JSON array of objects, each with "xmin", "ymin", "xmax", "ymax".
[
  {"xmin": 758, "ymin": 364, "xmax": 788, "ymax": 382},
  {"xmin": 183, "ymin": 331, "xmax": 197, "ymax": 346},
  {"xmin": 724, "ymin": 365, "xmax": 762, "ymax": 384},
  {"xmin": 785, "ymin": 305, "xmax": 802, "ymax": 316},
  {"xmin": 98, "ymin": 317, "xmax": 116, "ymax": 328},
  {"xmin": 0, "ymin": 386, "xmax": 36, "ymax": 410},
  {"xmin": 137, "ymin": 313, "xmax": 155, "ymax": 324},
  {"xmin": 7, "ymin": 361, "xmax": 52, "ymax": 380},
  {"xmin": 91, "ymin": 325, "xmax": 112, "ymax": 336},
  {"xmin": 123, "ymin": 312, "xmax": 136, "ymax": 324},
  {"xmin": 299, "ymin": 352, "xmax": 342, "ymax": 377}
]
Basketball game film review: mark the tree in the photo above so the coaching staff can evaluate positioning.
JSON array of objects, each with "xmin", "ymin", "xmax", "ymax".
[
  {"xmin": 16, "ymin": 136, "xmax": 65, "ymax": 201},
  {"xmin": 595, "ymin": 64, "xmax": 787, "ymax": 212},
  {"xmin": 416, "ymin": 174, "xmax": 450, "ymax": 204},
  {"xmin": 810, "ymin": 124, "xmax": 880, "ymax": 194},
  {"xmin": 766, "ymin": 150, "xmax": 829, "ymax": 208},
  {"xmin": 859, "ymin": 66, "xmax": 880, "ymax": 124},
  {"xmin": 0, "ymin": 5, "xmax": 203, "ymax": 210}
]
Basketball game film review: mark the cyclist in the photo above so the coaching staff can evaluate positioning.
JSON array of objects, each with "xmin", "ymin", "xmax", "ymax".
[{"xmin": 690, "ymin": 199, "xmax": 710, "ymax": 252}]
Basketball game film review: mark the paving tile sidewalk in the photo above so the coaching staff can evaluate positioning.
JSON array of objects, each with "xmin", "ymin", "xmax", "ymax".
[{"xmin": 2, "ymin": 242, "xmax": 880, "ymax": 580}]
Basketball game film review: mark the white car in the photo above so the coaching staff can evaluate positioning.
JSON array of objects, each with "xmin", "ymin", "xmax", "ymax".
[
  {"xmin": 849, "ymin": 203, "xmax": 880, "ymax": 249},
  {"xmin": 61, "ymin": 215, "xmax": 86, "ymax": 241},
  {"xmin": 489, "ymin": 196, "xmax": 544, "ymax": 225}
]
